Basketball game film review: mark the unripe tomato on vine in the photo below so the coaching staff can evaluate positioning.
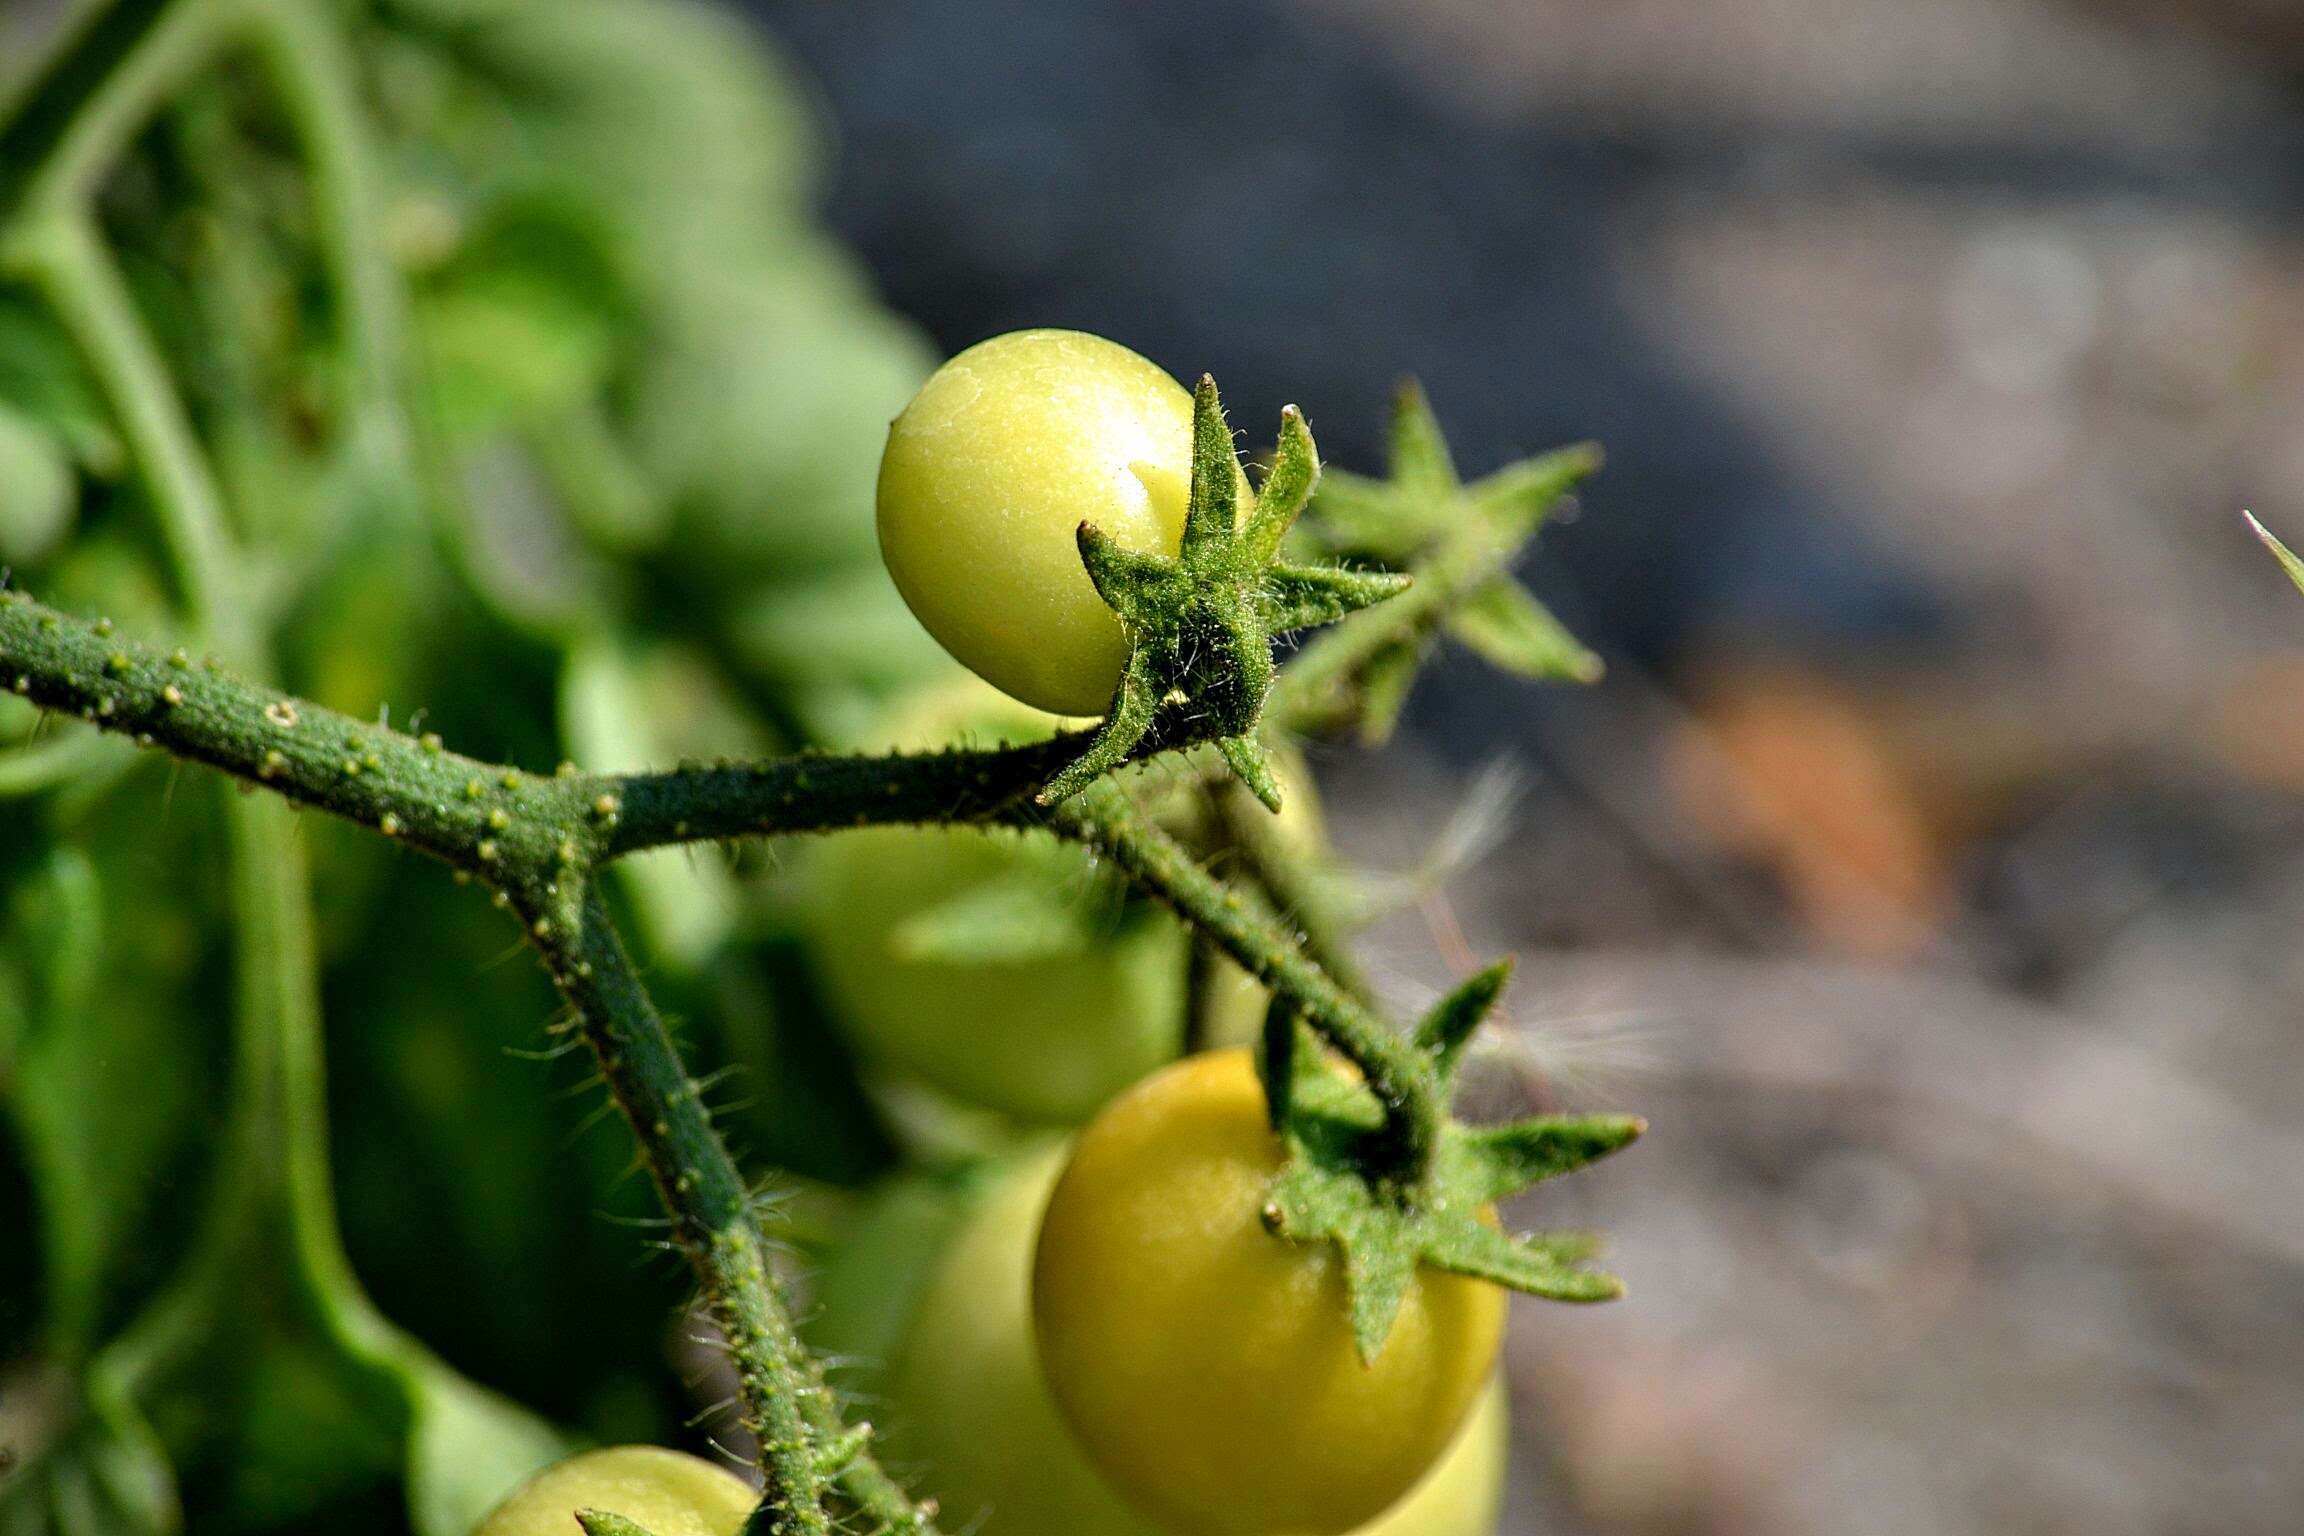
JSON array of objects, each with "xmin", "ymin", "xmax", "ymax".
[
  {"xmin": 471, "ymin": 1446, "xmax": 753, "ymax": 1536},
  {"xmin": 875, "ymin": 1146, "xmax": 1510, "ymax": 1536},
  {"xmin": 875, "ymin": 328, "xmax": 1252, "ymax": 715},
  {"xmin": 1032, "ymin": 1051, "xmax": 1507, "ymax": 1536},
  {"xmin": 805, "ymin": 677, "xmax": 1187, "ymax": 1123}
]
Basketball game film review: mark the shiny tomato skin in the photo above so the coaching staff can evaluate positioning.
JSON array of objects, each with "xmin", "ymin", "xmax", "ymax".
[
  {"xmin": 876, "ymin": 329, "xmax": 1248, "ymax": 716},
  {"xmin": 471, "ymin": 1446, "xmax": 753, "ymax": 1536},
  {"xmin": 1031, "ymin": 1051, "xmax": 1507, "ymax": 1536}
]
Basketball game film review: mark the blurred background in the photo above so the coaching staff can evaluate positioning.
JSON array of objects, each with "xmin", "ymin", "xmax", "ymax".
[
  {"xmin": 4, "ymin": 0, "xmax": 2303, "ymax": 1532},
  {"xmin": 748, "ymin": 2, "xmax": 2304, "ymax": 1531}
]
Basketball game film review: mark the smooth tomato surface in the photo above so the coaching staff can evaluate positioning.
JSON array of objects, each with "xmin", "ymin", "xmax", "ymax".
[
  {"xmin": 1031, "ymin": 1051, "xmax": 1507, "ymax": 1536},
  {"xmin": 876, "ymin": 329, "xmax": 1246, "ymax": 715},
  {"xmin": 471, "ymin": 1446, "xmax": 753, "ymax": 1536}
]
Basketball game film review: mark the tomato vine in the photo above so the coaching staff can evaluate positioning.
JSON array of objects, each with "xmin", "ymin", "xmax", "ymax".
[{"xmin": 0, "ymin": 3, "xmax": 1637, "ymax": 1534}]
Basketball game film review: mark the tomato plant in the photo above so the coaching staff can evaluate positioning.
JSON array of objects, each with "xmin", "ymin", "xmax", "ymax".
[
  {"xmin": 1, "ymin": 0, "xmax": 1630, "ymax": 1517},
  {"xmin": 875, "ymin": 329, "xmax": 1251, "ymax": 715},
  {"xmin": 1032, "ymin": 1052, "xmax": 1508, "ymax": 1536},
  {"xmin": 471, "ymin": 1447, "xmax": 754, "ymax": 1536}
]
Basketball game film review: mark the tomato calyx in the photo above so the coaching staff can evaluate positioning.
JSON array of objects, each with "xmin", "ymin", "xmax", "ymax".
[
  {"xmin": 1035, "ymin": 376, "xmax": 1409, "ymax": 808},
  {"xmin": 1255, "ymin": 961, "xmax": 1644, "ymax": 1362},
  {"xmin": 1287, "ymin": 380, "xmax": 1604, "ymax": 745}
]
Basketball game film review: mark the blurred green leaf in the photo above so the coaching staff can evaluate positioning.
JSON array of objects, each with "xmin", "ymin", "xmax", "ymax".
[
  {"xmin": 0, "ymin": 403, "xmax": 75, "ymax": 568},
  {"xmin": 892, "ymin": 872, "xmax": 1105, "ymax": 965},
  {"xmin": 402, "ymin": 1364, "xmax": 572, "ymax": 1536}
]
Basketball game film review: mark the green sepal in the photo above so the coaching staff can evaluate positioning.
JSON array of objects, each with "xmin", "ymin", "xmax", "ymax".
[
  {"xmin": 1353, "ymin": 640, "xmax": 1425, "ymax": 745},
  {"xmin": 576, "ymin": 1512, "xmax": 661, "ymax": 1536},
  {"xmin": 1038, "ymin": 376, "xmax": 1409, "ymax": 807},
  {"xmin": 1413, "ymin": 959, "xmax": 1514, "ymax": 1078},
  {"xmin": 1416, "ymin": 1217, "xmax": 1624, "ymax": 1302},
  {"xmin": 1243, "ymin": 405, "xmax": 1320, "ymax": 567},
  {"xmin": 1183, "ymin": 375, "xmax": 1242, "ymax": 559},
  {"xmin": 1444, "ymin": 577, "xmax": 1601, "ymax": 683},
  {"xmin": 1259, "ymin": 1000, "xmax": 1639, "ymax": 1361},
  {"xmin": 1218, "ymin": 733, "xmax": 1283, "ymax": 812},
  {"xmin": 1387, "ymin": 378, "xmax": 1459, "ymax": 495},
  {"xmin": 1284, "ymin": 383, "xmax": 1601, "ymax": 743},
  {"xmin": 1442, "ymin": 1113, "xmax": 1646, "ymax": 1205},
  {"xmin": 1469, "ymin": 442, "xmax": 1604, "ymax": 533},
  {"xmin": 1076, "ymin": 520, "xmax": 1172, "ymax": 606},
  {"xmin": 1260, "ymin": 562, "xmax": 1413, "ymax": 634}
]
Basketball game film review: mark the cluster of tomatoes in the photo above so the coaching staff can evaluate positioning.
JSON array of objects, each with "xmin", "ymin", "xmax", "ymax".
[{"xmin": 476, "ymin": 333, "xmax": 1510, "ymax": 1536}]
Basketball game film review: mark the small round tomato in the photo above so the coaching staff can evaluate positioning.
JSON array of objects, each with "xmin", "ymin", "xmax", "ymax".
[
  {"xmin": 812, "ymin": 824, "xmax": 1185, "ymax": 1123},
  {"xmin": 880, "ymin": 1149, "xmax": 1508, "ymax": 1536},
  {"xmin": 881, "ymin": 1145, "xmax": 1166, "ymax": 1536},
  {"xmin": 876, "ymin": 329, "xmax": 1249, "ymax": 716},
  {"xmin": 807, "ymin": 678, "xmax": 1186, "ymax": 1123},
  {"xmin": 471, "ymin": 1446, "xmax": 753, "ymax": 1536},
  {"xmin": 1032, "ymin": 1051, "xmax": 1507, "ymax": 1536}
]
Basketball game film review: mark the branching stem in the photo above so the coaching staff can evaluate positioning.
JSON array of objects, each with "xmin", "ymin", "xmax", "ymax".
[{"xmin": 0, "ymin": 587, "xmax": 1454, "ymax": 1201}]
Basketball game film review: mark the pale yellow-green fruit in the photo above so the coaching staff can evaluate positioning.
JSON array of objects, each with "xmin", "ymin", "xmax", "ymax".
[
  {"xmin": 807, "ymin": 677, "xmax": 1185, "ymax": 1124},
  {"xmin": 876, "ymin": 328, "xmax": 1249, "ymax": 716},
  {"xmin": 885, "ymin": 1146, "xmax": 1508, "ymax": 1536},
  {"xmin": 471, "ymin": 1446, "xmax": 754, "ymax": 1536},
  {"xmin": 883, "ymin": 1145, "xmax": 1167, "ymax": 1536},
  {"xmin": 1033, "ymin": 1051, "xmax": 1507, "ymax": 1536}
]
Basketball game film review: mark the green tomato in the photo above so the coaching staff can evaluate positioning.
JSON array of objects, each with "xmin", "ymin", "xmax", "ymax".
[
  {"xmin": 882, "ymin": 1144, "xmax": 1167, "ymax": 1536},
  {"xmin": 807, "ymin": 678, "xmax": 1186, "ymax": 1123},
  {"xmin": 1033, "ymin": 1052, "xmax": 1506, "ymax": 1536},
  {"xmin": 811, "ymin": 824, "xmax": 1184, "ymax": 1124},
  {"xmin": 471, "ymin": 1446, "xmax": 754, "ymax": 1536},
  {"xmin": 883, "ymin": 1147, "xmax": 1508, "ymax": 1536},
  {"xmin": 876, "ymin": 329, "xmax": 1249, "ymax": 716}
]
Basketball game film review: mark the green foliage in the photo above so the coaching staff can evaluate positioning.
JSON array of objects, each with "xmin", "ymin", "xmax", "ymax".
[{"xmin": 0, "ymin": 0, "xmax": 925, "ymax": 1528}]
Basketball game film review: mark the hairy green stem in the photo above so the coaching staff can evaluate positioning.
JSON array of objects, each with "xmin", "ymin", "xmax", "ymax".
[
  {"xmin": 538, "ymin": 889, "xmax": 845, "ymax": 1536},
  {"xmin": 0, "ymin": 584, "xmax": 1451, "ymax": 1200},
  {"xmin": 1214, "ymin": 783, "xmax": 1372, "ymax": 1003},
  {"xmin": 1050, "ymin": 785, "xmax": 1444, "ymax": 1189}
]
